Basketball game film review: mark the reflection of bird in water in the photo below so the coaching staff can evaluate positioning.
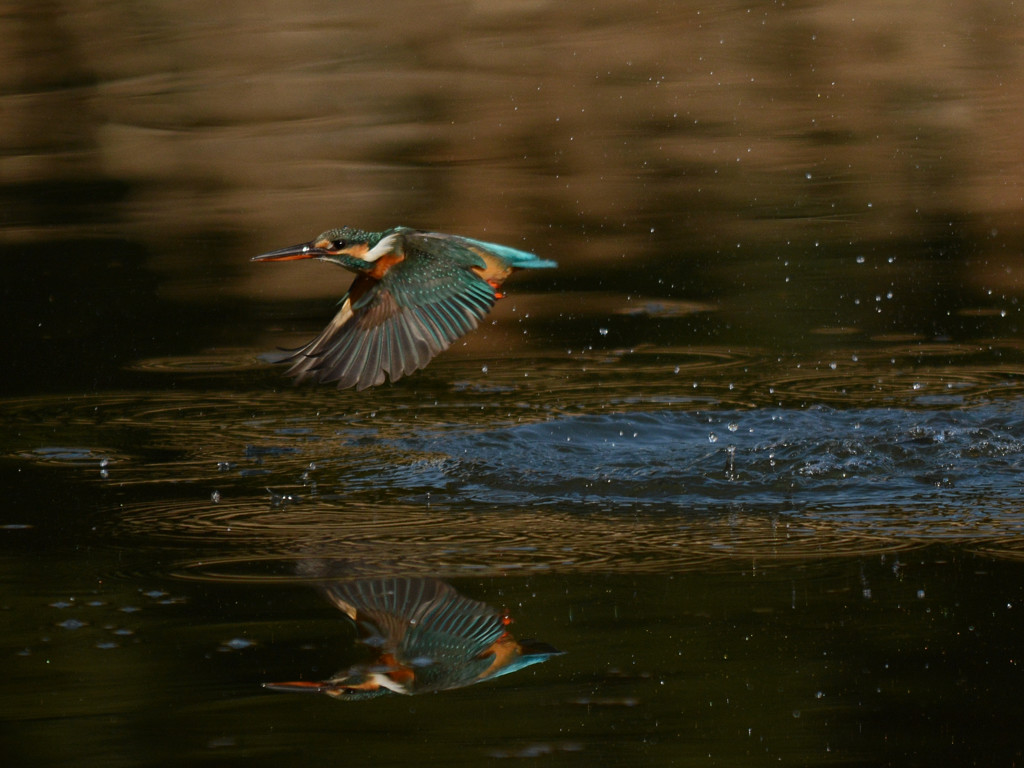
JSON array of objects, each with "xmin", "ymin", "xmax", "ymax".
[
  {"xmin": 264, "ymin": 577, "xmax": 562, "ymax": 699},
  {"xmin": 253, "ymin": 227, "xmax": 557, "ymax": 390}
]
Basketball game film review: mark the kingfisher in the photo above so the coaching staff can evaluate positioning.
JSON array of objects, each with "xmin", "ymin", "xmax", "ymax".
[
  {"xmin": 263, "ymin": 577, "xmax": 562, "ymax": 699},
  {"xmin": 253, "ymin": 226, "xmax": 557, "ymax": 390}
]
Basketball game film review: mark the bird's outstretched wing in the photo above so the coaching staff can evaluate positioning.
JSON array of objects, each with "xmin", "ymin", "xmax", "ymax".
[{"xmin": 281, "ymin": 245, "xmax": 497, "ymax": 390}]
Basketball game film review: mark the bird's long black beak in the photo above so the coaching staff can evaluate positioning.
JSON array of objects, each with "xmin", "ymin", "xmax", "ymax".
[{"xmin": 252, "ymin": 242, "xmax": 325, "ymax": 262}]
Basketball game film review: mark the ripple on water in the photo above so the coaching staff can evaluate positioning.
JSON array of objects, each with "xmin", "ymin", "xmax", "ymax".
[
  {"xmin": 18, "ymin": 446, "xmax": 125, "ymax": 468},
  {"xmin": 7, "ymin": 342, "xmax": 1024, "ymax": 575},
  {"xmin": 128, "ymin": 349, "xmax": 267, "ymax": 374},
  {"xmin": 116, "ymin": 492, "xmax": 923, "ymax": 583},
  {"xmin": 379, "ymin": 405, "xmax": 1024, "ymax": 511}
]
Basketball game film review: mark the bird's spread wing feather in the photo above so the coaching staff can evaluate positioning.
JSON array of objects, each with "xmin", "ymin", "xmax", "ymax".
[{"xmin": 281, "ymin": 245, "xmax": 497, "ymax": 390}]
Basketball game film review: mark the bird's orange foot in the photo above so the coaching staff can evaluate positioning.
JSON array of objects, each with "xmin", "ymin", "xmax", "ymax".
[{"xmin": 487, "ymin": 280, "xmax": 506, "ymax": 299}]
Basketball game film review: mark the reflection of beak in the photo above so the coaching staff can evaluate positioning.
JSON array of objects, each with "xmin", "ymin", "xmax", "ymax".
[
  {"xmin": 251, "ymin": 242, "xmax": 324, "ymax": 262},
  {"xmin": 262, "ymin": 680, "xmax": 331, "ymax": 693}
]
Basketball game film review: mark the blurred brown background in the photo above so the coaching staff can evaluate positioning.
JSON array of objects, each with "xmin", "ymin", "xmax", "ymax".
[{"xmin": 2, "ymin": 0, "xmax": 1023, "ymax": 376}]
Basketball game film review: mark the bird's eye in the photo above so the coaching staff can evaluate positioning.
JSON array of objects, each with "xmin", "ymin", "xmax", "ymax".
[{"xmin": 331, "ymin": 239, "xmax": 347, "ymax": 250}]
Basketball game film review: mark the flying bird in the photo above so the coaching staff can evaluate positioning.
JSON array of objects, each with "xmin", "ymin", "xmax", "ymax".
[{"xmin": 253, "ymin": 226, "xmax": 557, "ymax": 389}]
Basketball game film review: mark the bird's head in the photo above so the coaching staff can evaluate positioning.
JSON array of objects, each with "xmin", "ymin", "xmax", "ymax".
[{"xmin": 253, "ymin": 227, "xmax": 393, "ymax": 272}]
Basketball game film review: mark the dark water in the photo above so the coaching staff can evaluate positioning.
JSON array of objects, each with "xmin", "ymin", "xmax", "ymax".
[{"xmin": 5, "ymin": 1, "xmax": 1024, "ymax": 766}]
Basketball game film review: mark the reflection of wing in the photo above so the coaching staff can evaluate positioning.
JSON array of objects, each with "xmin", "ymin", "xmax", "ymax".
[
  {"xmin": 266, "ymin": 576, "xmax": 564, "ymax": 698},
  {"xmin": 323, "ymin": 577, "xmax": 506, "ymax": 658},
  {"xmin": 283, "ymin": 249, "xmax": 497, "ymax": 390}
]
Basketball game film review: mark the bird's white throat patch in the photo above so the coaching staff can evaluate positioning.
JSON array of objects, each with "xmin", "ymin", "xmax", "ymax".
[{"xmin": 361, "ymin": 232, "xmax": 399, "ymax": 263}]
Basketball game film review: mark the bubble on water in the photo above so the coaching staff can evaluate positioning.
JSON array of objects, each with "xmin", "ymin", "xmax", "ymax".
[
  {"xmin": 598, "ymin": 328, "xmax": 609, "ymax": 337},
  {"xmin": 57, "ymin": 619, "xmax": 86, "ymax": 630},
  {"xmin": 708, "ymin": 433, "xmax": 718, "ymax": 443}
]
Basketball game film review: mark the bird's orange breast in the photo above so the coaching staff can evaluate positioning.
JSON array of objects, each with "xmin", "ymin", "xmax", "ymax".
[{"xmin": 368, "ymin": 252, "xmax": 405, "ymax": 280}]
